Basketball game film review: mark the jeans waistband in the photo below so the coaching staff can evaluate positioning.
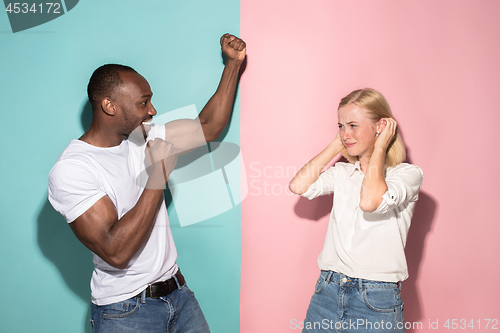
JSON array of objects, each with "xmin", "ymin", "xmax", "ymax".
[{"xmin": 321, "ymin": 270, "xmax": 400, "ymax": 291}]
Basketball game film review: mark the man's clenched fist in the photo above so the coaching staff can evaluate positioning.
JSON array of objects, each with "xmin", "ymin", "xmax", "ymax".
[
  {"xmin": 145, "ymin": 138, "xmax": 178, "ymax": 189},
  {"xmin": 220, "ymin": 33, "xmax": 246, "ymax": 63}
]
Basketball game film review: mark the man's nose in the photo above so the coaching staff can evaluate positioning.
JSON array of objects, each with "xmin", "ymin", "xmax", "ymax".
[{"xmin": 149, "ymin": 104, "xmax": 157, "ymax": 116}]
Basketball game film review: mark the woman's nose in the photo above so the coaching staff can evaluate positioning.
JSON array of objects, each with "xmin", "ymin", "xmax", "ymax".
[{"xmin": 342, "ymin": 129, "xmax": 350, "ymax": 140}]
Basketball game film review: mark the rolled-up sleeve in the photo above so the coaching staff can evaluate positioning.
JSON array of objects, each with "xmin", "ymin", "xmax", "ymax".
[
  {"xmin": 372, "ymin": 164, "xmax": 424, "ymax": 214},
  {"xmin": 301, "ymin": 166, "xmax": 336, "ymax": 200}
]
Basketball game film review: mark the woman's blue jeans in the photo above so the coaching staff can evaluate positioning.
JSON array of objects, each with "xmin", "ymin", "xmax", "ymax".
[
  {"xmin": 90, "ymin": 284, "xmax": 209, "ymax": 333},
  {"xmin": 303, "ymin": 271, "xmax": 405, "ymax": 333}
]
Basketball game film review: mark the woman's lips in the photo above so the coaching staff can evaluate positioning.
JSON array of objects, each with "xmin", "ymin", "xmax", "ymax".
[{"xmin": 345, "ymin": 142, "xmax": 355, "ymax": 148}]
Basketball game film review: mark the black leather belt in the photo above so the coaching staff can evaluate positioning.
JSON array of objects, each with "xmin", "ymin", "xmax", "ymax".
[{"xmin": 136, "ymin": 269, "xmax": 185, "ymax": 299}]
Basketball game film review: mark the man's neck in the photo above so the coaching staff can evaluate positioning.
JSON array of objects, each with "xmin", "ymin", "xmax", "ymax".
[{"xmin": 80, "ymin": 124, "xmax": 125, "ymax": 148}]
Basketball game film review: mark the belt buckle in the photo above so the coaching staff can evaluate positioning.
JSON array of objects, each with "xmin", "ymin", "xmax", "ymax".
[{"xmin": 149, "ymin": 282, "xmax": 163, "ymax": 299}]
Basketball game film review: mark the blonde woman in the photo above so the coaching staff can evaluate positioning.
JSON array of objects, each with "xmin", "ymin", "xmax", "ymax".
[{"xmin": 289, "ymin": 89, "xmax": 423, "ymax": 333}]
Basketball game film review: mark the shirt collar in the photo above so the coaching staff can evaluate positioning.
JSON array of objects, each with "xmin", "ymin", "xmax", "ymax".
[{"xmin": 349, "ymin": 161, "xmax": 362, "ymax": 177}]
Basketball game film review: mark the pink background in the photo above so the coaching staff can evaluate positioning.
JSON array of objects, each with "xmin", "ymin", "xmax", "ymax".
[{"xmin": 240, "ymin": 1, "xmax": 500, "ymax": 332}]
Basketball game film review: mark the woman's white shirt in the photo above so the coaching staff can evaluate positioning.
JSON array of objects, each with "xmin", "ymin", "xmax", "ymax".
[{"xmin": 301, "ymin": 161, "xmax": 423, "ymax": 282}]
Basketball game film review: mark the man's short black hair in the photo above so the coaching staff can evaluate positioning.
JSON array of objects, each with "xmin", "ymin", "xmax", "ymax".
[{"xmin": 87, "ymin": 64, "xmax": 137, "ymax": 110}]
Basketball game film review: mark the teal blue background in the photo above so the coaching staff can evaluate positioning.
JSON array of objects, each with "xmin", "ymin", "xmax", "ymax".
[{"xmin": 0, "ymin": 1, "xmax": 241, "ymax": 332}]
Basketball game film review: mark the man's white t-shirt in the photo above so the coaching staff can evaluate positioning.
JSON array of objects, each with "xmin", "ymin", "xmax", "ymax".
[{"xmin": 48, "ymin": 124, "xmax": 178, "ymax": 305}]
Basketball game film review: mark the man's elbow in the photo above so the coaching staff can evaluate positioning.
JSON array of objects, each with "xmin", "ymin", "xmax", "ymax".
[
  {"xmin": 104, "ymin": 254, "xmax": 130, "ymax": 270},
  {"xmin": 110, "ymin": 261, "xmax": 129, "ymax": 270},
  {"xmin": 200, "ymin": 123, "xmax": 219, "ymax": 143},
  {"xmin": 200, "ymin": 118, "xmax": 227, "ymax": 143},
  {"xmin": 204, "ymin": 131, "xmax": 220, "ymax": 143}
]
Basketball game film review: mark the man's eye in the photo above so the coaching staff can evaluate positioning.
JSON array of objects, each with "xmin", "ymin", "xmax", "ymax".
[{"xmin": 350, "ymin": 124, "xmax": 356, "ymax": 128}]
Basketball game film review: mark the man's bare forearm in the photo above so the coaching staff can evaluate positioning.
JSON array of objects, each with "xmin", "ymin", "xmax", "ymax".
[
  {"xmin": 198, "ymin": 60, "xmax": 242, "ymax": 142},
  {"xmin": 105, "ymin": 188, "xmax": 164, "ymax": 268},
  {"xmin": 100, "ymin": 164, "xmax": 168, "ymax": 268}
]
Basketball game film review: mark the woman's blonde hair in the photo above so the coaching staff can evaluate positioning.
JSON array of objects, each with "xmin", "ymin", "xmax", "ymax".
[{"xmin": 338, "ymin": 88, "xmax": 406, "ymax": 168}]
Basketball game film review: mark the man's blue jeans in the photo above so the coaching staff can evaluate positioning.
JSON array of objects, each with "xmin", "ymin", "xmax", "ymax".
[
  {"xmin": 303, "ymin": 271, "xmax": 405, "ymax": 333},
  {"xmin": 90, "ymin": 284, "xmax": 209, "ymax": 333}
]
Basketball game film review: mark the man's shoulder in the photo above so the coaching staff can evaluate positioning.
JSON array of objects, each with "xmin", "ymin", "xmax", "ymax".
[
  {"xmin": 56, "ymin": 139, "xmax": 92, "ymax": 161},
  {"xmin": 49, "ymin": 140, "xmax": 100, "ymax": 180}
]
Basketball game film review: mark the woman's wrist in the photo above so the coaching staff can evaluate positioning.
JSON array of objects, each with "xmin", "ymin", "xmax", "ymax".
[
  {"xmin": 327, "ymin": 139, "xmax": 343, "ymax": 157},
  {"xmin": 372, "ymin": 146, "xmax": 387, "ymax": 156}
]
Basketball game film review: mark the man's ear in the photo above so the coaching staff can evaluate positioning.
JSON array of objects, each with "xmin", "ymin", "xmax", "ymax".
[{"xmin": 101, "ymin": 97, "xmax": 116, "ymax": 116}]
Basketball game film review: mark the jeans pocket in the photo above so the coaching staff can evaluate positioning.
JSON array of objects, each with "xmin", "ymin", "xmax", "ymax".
[
  {"xmin": 182, "ymin": 284, "xmax": 195, "ymax": 297},
  {"xmin": 101, "ymin": 297, "xmax": 140, "ymax": 319},
  {"xmin": 362, "ymin": 287, "xmax": 401, "ymax": 313}
]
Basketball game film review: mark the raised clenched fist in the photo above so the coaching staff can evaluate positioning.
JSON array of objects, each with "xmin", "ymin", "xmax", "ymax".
[{"xmin": 220, "ymin": 33, "xmax": 246, "ymax": 63}]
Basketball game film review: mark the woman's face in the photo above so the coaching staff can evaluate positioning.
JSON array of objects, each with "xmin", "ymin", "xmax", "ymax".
[{"xmin": 338, "ymin": 103, "xmax": 378, "ymax": 160}]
